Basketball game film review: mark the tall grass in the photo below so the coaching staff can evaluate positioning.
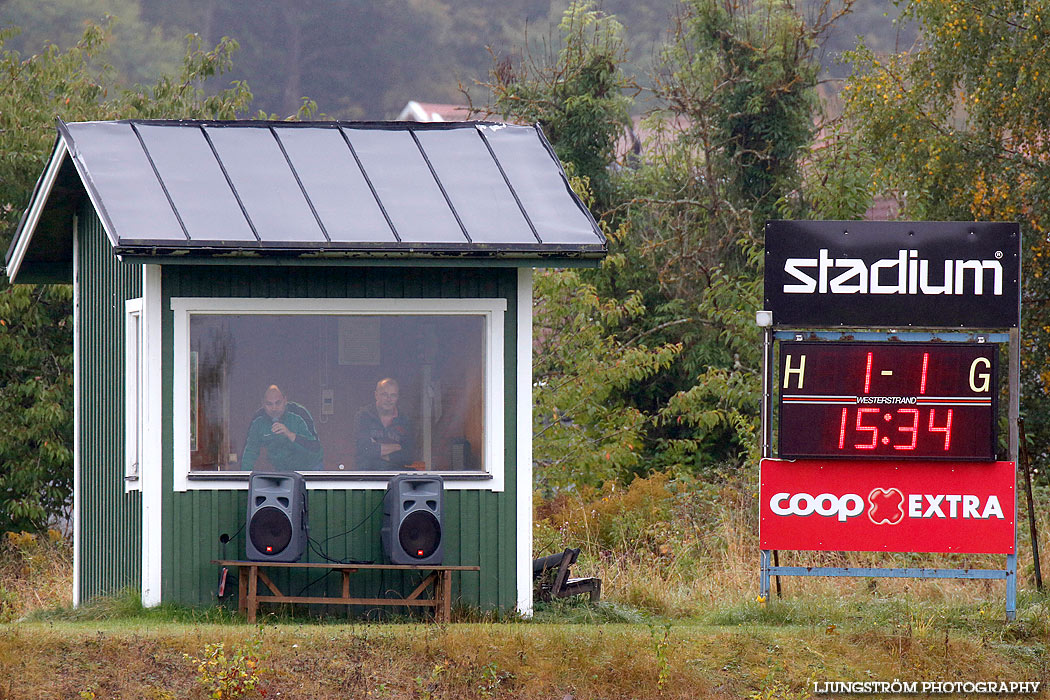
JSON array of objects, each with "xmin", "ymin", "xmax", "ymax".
[
  {"xmin": 0, "ymin": 529, "xmax": 71, "ymax": 621},
  {"xmin": 2, "ymin": 471, "xmax": 1047, "ymax": 623},
  {"xmin": 534, "ymin": 468, "xmax": 1050, "ymax": 619}
]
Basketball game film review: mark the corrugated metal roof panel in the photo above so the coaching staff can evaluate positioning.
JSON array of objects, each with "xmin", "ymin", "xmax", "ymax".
[
  {"xmin": 341, "ymin": 127, "xmax": 465, "ymax": 244},
  {"xmin": 274, "ymin": 127, "xmax": 396, "ymax": 244},
  {"xmin": 480, "ymin": 124, "xmax": 601, "ymax": 245},
  {"xmin": 204, "ymin": 125, "xmax": 326, "ymax": 243},
  {"xmin": 64, "ymin": 121, "xmax": 186, "ymax": 243},
  {"xmin": 415, "ymin": 127, "xmax": 539, "ymax": 246},
  {"xmin": 7, "ymin": 120, "xmax": 606, "ymax": 279},
  {"xmin": 134, "ymin": 124, "xmax": 257, "ymax": 243}
]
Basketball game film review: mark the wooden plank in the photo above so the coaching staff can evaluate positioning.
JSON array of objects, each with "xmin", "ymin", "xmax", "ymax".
[
  {"xmin": 459, "ymin": 490, "xmax": 481, "ymax": 605},
  {"xmin": 441, "ymin": 570, "xmax": 452, "ymax": 623},
  {"xmin": 213, "ymin": 560, "xmax": 478, "ymax": 571},
  {"xmin": 237, "ymin": 567, "xmax": 248, "ymax": 614},
  {"xmin": 500, "ymin": 268, "xmax": 517, "ymax": 609},
  {"xmin": 257, "ymin": 569, "xmax": 283, "ymax": 597},
  {"xmin": 254, "ymin": 596, "xmax": 435, "ymax": 607},
  {"xmin": 406, "ymin": 573, "xmax": 437, "ymax": 601}
]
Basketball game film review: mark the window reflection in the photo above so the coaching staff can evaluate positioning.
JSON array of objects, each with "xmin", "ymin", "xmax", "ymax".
[{"xmin": 188, "ymin": 314, "xmax": 485, "ymax": 473}]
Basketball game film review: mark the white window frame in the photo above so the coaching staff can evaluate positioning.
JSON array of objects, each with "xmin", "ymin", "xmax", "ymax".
[
  {"xmin": 124, "ymin": 298, "xmax": 143, "ymax": 491},
  {"xmin": 171, "ymin": 297, "xmax": 506, "ymax": 492}
]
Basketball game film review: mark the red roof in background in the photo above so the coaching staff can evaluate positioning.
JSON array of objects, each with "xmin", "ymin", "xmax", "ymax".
[{"xmin": 864, "ymin": 195, "xmax": 900, "ymax": 221}]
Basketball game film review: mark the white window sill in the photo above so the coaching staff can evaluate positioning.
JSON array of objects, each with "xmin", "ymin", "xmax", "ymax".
[{"xmin": 182, "ymin": 470, "xmax": 493, "ymax": 490}]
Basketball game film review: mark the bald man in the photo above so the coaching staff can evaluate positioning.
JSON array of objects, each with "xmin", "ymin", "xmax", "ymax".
[
  {"xmin": 354, "ymin": 378, "xmax": 415, "ymax": 469},
  {"xmin": 242, "ymin": 385, "xmax": 323, "ymax": 471}
]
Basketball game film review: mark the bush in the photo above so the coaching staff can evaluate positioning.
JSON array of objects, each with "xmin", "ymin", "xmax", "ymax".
[
  {"xmin": 533, "ymin": 468, "xmax": 760, "ymax": 616},
  {"xmin": 0, "ymin": 529, "xmax": 71, "ymax": 620}
]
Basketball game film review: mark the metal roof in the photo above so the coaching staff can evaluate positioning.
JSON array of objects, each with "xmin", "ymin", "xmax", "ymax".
[{"xmin": 6, "ymin": 119, "xmax": 606, "ymax": 283}]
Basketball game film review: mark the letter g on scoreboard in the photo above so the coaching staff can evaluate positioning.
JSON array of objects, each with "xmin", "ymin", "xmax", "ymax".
[{"xmin": 764, "ymin": 221, "xmax": 1020, "ymax": 328}]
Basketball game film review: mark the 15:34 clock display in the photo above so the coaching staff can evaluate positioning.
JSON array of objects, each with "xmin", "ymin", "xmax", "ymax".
[{"xmin": 777, "ymin": 342, "xmax": 998, "ymax": 461}]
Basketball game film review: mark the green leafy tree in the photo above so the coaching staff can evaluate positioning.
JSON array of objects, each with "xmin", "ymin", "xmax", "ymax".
[
  {"xmin": 484, "ymin": 4, "xmax": 675, "ymax": 488},
  {"xmin": 838, "ymin": 0, "xmax": 1050, "ymax": 470},
  {"xmin": 603, "ymin": 0, "xmax": 844, "ymax": 472},
  {"xmin": 0, "ymin": 24, "xmax": 253, "ymax": 532},
  {"xmin": 491, "ymin": 1, "xmax": 842, "ymax": 484},
  {"xmin": 488, "ymin": 1, "xmax": 635, "ymax": 208},
  {"xmin": 531, "ymin": 183, "xmax": 680, "ymax": 491},
  {"xmin": 0, "ymin": 0, "xmax": 183, "ymax": 87}
]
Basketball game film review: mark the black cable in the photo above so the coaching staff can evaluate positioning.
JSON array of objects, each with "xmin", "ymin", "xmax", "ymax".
[
  {"xmin": 308, "ymin": 535, "xmax": 373, "ymax": 565},
  {"xmin": 227, "ymin": 522, "xmax": 246, "ymax": 541},
  {"xmin": 320, "ymin": 497, "xmax": 385, "ymax": 544},
  {"xmin": 296, "ymin": 536, "xmax": 373, "ymax": 597},
  {"xmin": 296, "ymin": 565, "xmax": 337, "ymax": 597},
  {"xmin": 218, "ymin": 522, "xmax": 246, "ymax": 558},
  {"xmin": 302, "ymin": 496, "xmax": 384, "ymax": 565}
]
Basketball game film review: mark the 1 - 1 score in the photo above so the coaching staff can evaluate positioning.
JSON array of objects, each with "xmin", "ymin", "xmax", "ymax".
[{"xmin": 777, "ymin": 342, "xmax": 997, "ymax": 461}]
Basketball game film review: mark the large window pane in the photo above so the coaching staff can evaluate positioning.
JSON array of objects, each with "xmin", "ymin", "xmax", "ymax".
[{"xmin": 189, "ymin": 314, "xmax": 485, "ymax": 473}]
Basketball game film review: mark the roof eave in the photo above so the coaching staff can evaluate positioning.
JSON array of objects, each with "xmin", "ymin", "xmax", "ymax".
[
  {"xmin": 5, "ymin": 136, "xmax": 70, "ymax": 284},
  {"xmin": 114, "ymin": 243, "xmax": 607, "ymax": 264}
]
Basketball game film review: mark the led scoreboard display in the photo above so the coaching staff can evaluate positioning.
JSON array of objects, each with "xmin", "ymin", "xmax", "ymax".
[{"xmin": 778, "ymin": 342, "xmax": 997, "ymax": 461}]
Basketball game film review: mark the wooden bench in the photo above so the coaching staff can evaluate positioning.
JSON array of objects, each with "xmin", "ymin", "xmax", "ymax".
[
  {"xmin": 533, "ymin": 548, "xmax": 601, "ymax": 602},
  {"xmin": 213, "ymin": 560, "xmax": 480, "ymax": 623}
]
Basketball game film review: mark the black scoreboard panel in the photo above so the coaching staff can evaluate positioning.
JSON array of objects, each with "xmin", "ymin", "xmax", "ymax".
[{"xmin": 777, "ymin": 342, "xmax": 997, "ymax": 461}]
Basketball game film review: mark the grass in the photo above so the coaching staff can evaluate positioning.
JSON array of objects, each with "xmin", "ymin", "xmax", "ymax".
[
  {"xmin": 535, "ymin": 470, "xmax": 1050, "ymax": 620},
  {"xmin": 1, "ymin": 473, "xmax": 1049, "ymax": 697},
  {"xmin": 2, "ymin": 596, "xmax": 1049, "ymax": 699}
]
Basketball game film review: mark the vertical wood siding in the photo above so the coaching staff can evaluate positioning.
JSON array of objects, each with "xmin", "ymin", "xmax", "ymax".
[
  {"xmin": 77, "ymin": 205, "xmax": 142, "ymax": 601},
  {"xmin": 162, "ymin": 265, "xmax": 518, "ymax": 613}
]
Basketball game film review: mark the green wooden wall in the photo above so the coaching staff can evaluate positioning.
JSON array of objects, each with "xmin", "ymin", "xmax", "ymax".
[
  {"xmin": 159, "ymin": 265, "xmax": 520, "ymax": 613},
  {"xmin": 76, "ymin": 204, "xmax": 142, "ymax": 601}
]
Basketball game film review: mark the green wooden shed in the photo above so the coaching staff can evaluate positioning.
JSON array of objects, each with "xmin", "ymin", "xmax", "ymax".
[{"xmin": 6, "ymin": 119, "xmax": 605, "ymax": 615}]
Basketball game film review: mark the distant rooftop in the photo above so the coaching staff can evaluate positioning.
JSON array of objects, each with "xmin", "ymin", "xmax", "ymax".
[
  {"xmin": 396, "ymin": 101, "xmax": 478, "ymax": 122},
  {"xmin": 7, "ymin": 119, "xmax": 606, "ymax": 283}
]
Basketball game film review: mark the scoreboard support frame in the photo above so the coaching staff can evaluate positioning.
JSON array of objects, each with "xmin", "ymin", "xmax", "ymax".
[{"xmin": 759, "ymin": 328, "xmax": 1019, "ymax": 620}]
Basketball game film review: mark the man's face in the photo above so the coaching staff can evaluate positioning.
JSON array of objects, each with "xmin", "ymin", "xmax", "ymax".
[
  {"xmin": 375, "ymin": 383, "xmax": 399, "ymax": 413},
  {"xmin": 263, "ymin": 390, "xmax": 287, "ymax": 420}
]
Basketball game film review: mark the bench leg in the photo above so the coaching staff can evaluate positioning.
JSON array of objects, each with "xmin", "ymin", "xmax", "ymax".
[
  {"xmin": 247, "ymin": 565, "xmax": 258, "ymax": 624},
  {"xmin": 238, "ymin": 567, "xmax": 248, "ymax": 616},
  {"xmin": 444, "ymin": 570, "xmax": 453, "ymax": 622},
  {"xmin": 432, "ymin": 570, "xmax": 452, "ymax": 624}
]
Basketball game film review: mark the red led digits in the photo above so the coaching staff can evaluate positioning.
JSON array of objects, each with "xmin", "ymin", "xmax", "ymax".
[
  {"xmin": 894, "ymin": 408, "xmax": 919, "ymax": 450},
  {"xmin": 863, "ymin": 352, "xmax": 873, "ymax": 394},
  {"xmin": 779, "ymin": 341, "xmax": 994, "ymax": 460},
  {"xmin": 838, "ymin": 408, "xmax": 848, "ymax": 449},
  {"xmin": 929, "ymin": 409, "xmax": 953, "ymax": 450},
  {"xmin": 854, "ymin": 408, "xmax": 879, "ymax": 449}
]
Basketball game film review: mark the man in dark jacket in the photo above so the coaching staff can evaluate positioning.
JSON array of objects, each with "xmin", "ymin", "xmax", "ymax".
[{"xmin": 355, "ymin": 378, "xmax": 415, "ymax": 469}]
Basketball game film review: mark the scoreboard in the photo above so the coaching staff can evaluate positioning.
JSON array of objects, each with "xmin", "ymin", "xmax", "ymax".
[{"xmin": 777, "ymin": 342, "xmax": 997, "ymax": 461}]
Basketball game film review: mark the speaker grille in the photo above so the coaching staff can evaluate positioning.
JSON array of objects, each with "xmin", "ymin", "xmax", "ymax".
[
  {"xmin": 398, "ymin": 510, "xmax": 441, "ymax": 559},
  {"xmin": 249, "ymin": 506, "xmax": 293, "ymax": 556}
]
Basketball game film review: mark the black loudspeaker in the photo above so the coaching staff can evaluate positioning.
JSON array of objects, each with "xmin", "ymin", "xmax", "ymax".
[
  {"xmin": 381, "ymin": 474, "xmax": 444, "ymax": 565},
  {"xmin": 246, "ymin": 472, "xmax": 308, "ymax": 562}
]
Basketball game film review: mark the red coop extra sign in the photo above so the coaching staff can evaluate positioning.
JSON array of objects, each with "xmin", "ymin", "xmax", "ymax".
[{"xmin": 759, "ymin": 458, "xmax": 1015, "ymax": 554}]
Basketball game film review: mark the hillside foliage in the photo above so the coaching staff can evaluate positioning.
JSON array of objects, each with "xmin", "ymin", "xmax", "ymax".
[
  {"xmin": 2, "ymin": 0, "xmax": 908, "ymax": 118},
  {"xmin": 0, "ymin": 24, "xmax": 254, "ymax": 531}
]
